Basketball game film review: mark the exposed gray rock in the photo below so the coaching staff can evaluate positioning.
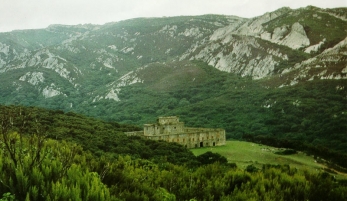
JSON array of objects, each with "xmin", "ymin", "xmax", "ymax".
[
  {"xmin": 192, "ymin": 37, "xmax": 284, "ymax": 79},
  {"xmin": 19, "ymin": 72, "xmax": 45, "ymax": 85},
  {"xmin": 272, "ymin": 25, "xmax": 290, "ymax": 41},
  {"xmin": 281, "ymin": 36, "xmax": 347, "ymax": 86},
  {"xmin": 305, "ymin": 39, "xmax": 326, "ymax": 53},
  {"xmin": 235, "ymin": 7, "xmax": 291, "ymax": 37},
  {"xmin": 279, "ymin": 22, "xmax": 310, "ymax": 49},
  {"xmin": 42, "ymin": 83, "xmax": 64, "ymax": 98}
]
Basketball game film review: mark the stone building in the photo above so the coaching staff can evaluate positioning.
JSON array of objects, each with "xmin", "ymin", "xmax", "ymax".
[{"xmin": 125, "ymin": 116, "xmax": 226, "ymax": 148}]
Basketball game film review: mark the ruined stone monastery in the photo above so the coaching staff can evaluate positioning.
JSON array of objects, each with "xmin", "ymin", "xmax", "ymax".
[{"xmin": 126, "ymin": 116, "xmax": 226, "ymax": 148}]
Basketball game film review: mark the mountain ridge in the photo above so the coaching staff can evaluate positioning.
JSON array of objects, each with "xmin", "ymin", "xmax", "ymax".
[{"xmin": 0, "ymin": 7, "xmax": 345, "ymax": 88}]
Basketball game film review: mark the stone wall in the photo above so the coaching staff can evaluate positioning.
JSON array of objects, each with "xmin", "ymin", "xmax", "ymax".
[
  {"xmin": 158, "ymin": 116, "xmax": 180, "ymax": 124},
  {"xmin": 143, "ymin": 128, "xmax": 225, "ymax": 148},
  {"xmin": 125, "ymin": 116, "xmax": 226, "ymax": 148},
  {"xmin": 144, "ymin": 122, "xmax": 184, "ymax": 135}
]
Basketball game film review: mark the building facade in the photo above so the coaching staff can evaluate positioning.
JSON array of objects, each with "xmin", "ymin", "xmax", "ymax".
[{"xmin": 126, "ymin": 116, "xmax": 226, "ymax": 148}]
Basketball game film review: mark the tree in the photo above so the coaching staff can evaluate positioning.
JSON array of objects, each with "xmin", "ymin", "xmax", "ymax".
[
  {"xmin": 197, "ymin": 151, "xmax": 228, "ymax": 165},
  {"xmin": 0, "ymin": 106, "xmax": 113, "ymax": 200},
  {"xmin": 0, "ymin": 106, "xmax": 48, "ymax": 169}
]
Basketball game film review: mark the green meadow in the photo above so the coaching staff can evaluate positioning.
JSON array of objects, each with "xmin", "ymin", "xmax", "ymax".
[{"xmin": 192, "ymin": 140, "xmax": 347, "ymax": 179}]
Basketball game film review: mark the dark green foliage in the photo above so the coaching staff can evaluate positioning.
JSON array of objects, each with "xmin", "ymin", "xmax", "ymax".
[
  {"xmin": 197, "ymin": 151, "xmax": 228, "ymax": 165},
  {"xmin": 0, "ymin": 193, "xmax": 15, "ymax": 201},
  {"xmin": 0, "ymin": 136, "xmax": 113, "ymax": 200},
  {"xmin": 275, "ymin": 149, "xmax": 297, "ymax": 155},
  {"xmin": 98, "ymin": 157, "xmax": 347, "ymax": 201},
  {"xmin": 245, "ymin": 164, "xmax": 259, "ymax": 173}
]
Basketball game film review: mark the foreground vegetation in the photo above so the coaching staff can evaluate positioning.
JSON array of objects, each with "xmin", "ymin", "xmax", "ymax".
[
  {"xmin": 1, "ymin": 136, "xmax": 347, "ymax": 201},
  {"xmin": 1, "ymin": 106, "xmax": 347, "ymax": 200},
  {"xmin": 2, "ymin": 138, "xmax": 347, "ymax": 201}
]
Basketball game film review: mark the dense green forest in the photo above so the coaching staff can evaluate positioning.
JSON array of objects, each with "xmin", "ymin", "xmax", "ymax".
[
  {"xmin": 57, "ymin": 61, "xmax": 346, "ymax": 169},
  {"xmin": 1, "ymin": 61, "xmax": 347, "ymax": 171},
  {"xmin": 0, "ymin": 105, "xmax": 198, "ymax": 166},
  {"xmin": 1, "ymin": 105, "xmax": 347, "ymax": 200},
  {"xmin": 6, "ymin": 61, "xmax": 343, "ymax": 158}
]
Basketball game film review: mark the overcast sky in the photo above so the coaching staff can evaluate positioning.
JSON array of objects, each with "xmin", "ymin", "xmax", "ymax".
[{"xmin": 0, "ymin": 0, "xmax": 346, "ymax": 33}]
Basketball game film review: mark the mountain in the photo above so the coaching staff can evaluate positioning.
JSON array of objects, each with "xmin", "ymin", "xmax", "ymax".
[{"xmin": 0, "ymin": 6, "xmax": 346, "ymax": 155}]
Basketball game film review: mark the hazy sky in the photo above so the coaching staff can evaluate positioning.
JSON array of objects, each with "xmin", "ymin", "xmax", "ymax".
[{"xmin": 0, "ymin": 0, "xmax": 346, "ymax": 33}]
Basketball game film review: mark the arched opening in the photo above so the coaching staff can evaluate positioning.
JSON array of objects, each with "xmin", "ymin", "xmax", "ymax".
[
  {"xmin": 200, "ymin": 142, "xmax": 204, "ymax": 147},
  {"xmin": 213, "ymin": 142, "xmax": 215, "ymax": 146}
]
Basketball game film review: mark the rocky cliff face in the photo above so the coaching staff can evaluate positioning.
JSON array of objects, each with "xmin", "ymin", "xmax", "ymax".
[
  {"xmin": 279, "ymin": 36, "xmax": 347, "ymax": 87},
  {"xmin": 190, "ymin": 36, "xmax": 286, "ymax": 79},
  {"xmin": 179, "ymin": 6, "xmax": 347, "ymax": 83},
  {"xmin": 0, "ymin": 6, "xmax": 346, "ymax": 106}
]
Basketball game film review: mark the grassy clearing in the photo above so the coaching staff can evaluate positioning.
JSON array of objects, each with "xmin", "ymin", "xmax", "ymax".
[{"xmin": 191, "ymin": 140, "xmax": 347, "ymax": 179}]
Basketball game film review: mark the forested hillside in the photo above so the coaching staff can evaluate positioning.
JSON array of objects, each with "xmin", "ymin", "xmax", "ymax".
[
  {"xmin": 78, "ymin": 61, "xmax": 347, "ymax": 168},
  {"xmin": 1, "ymin": 105, "xmax": 347, "ymax": 200},
  {"xmin": 0, "ymin": 105, "xmax": 198, "ymax": 165}
]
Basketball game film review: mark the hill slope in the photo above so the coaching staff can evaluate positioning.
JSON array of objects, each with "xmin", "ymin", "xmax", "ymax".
[
  {"xmin": 0, "ymin": 105, "xmax": 198, "ymax": 165},
  {"xmin": 0, "ymin": 6, "xmax": 346, "ymax": 162}
]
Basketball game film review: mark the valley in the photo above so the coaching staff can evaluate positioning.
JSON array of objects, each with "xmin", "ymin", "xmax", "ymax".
[{"xmin": 0, "ymin": 5, "xmax": 347, "ymax": 200}]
